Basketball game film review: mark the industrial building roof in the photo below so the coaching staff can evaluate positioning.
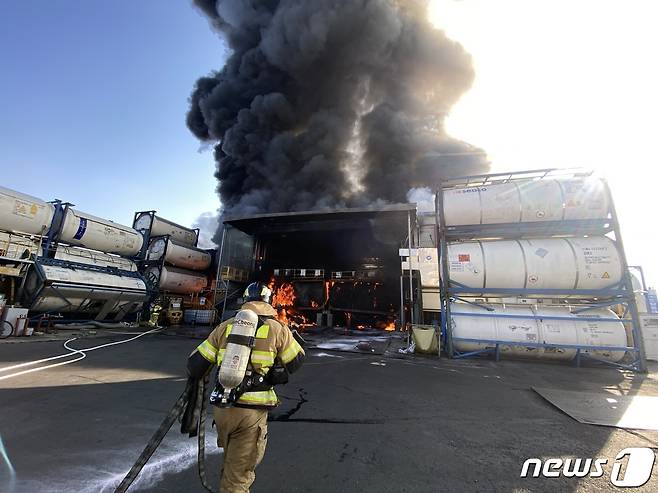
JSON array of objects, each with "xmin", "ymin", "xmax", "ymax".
[{"xmin": 223, "ymin": 203, "xmax": 416, "ymax": 235}]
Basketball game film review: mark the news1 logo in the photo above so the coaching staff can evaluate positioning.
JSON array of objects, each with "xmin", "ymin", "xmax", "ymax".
[{"xmin": 520, "ymin": 448, "xmax": 656, "ymax": 487}]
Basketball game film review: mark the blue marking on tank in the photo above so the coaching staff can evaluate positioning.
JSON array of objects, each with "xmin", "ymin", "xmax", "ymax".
[{"xmin": 73, "ymin": 217, "xmax": 87, "ymax": 240}]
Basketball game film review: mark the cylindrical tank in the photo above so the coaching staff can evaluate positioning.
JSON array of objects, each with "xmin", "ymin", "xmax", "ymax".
[
  {"xmin": 133, "ymin": 213, "xmax": 197, "ymax": 246},
  {"xmin": 147, "ymin": 237, "xmax": 211, "ymax": 271},
  {"xmin": 447, "ymin": 236, "xmax": 621, "ymax": 294},
  {"xmin": 0, "ymin": 186, "xmax": 55, "ymax": 235},
  {"xmin": 146, "ymin": 266, "xmax": 207, "ymax": 294},
  {"xmin": 59, "ymin": 208, "xmax": 144, "ymax": 256},
  {"xmin": 23, "ymin": 264, "xmax": 147, "ymax": 314},
  {"xmin": 219, "ymin": 309, "xmax": 259, "ymax": 393},
  {"xmin": 443, "ymin": 177, "xmax": 609, "ymax": 226},
  {"xmin": 54, "ymin": 245, "xmax": 137, "ymax": 272},
  {"xmin": 450, "ymin": 303, "xmax": 627, "ymax": 362}
]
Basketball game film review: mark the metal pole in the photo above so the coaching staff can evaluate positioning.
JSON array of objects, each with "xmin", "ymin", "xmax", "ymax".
[
  {"xmin": 604, "ymin": 179, "xmax": 647, "ymax": 372},
  {"xmin": 407, "ymin": 210, "xmax": 414, "ymax": 327},
  {"xmin": 399, "ymin": 275, "xmax": 405, "ymax": 332},
  {"xmin": 436, "ymin": 184, "xmax": 453, "ymax": 357},
  {"xmin": 214, "ymin": 225, "xmax": 227, "ymax": 325}
]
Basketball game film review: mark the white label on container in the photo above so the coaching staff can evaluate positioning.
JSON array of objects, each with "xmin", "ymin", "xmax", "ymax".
[{"xmin": 13, "ymin": 199, "xmax": 38, "ymax": 218}]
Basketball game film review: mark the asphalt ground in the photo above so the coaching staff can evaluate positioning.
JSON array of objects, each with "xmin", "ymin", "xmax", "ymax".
[{"xmin": 1, "ymin": 331, "xmax": 657, "ymax": 492}]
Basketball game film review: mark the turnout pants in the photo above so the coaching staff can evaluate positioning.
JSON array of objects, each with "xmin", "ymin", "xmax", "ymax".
[{"xmin": 213, "ymin": 406, "xmax": 268, "ymax": 493}]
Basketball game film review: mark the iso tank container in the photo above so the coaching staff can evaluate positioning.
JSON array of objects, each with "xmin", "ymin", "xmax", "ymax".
[
  {"xmin": 146, "ymin": 266, "xmax": 207, "ymax": 294},
  {"xmin": 59, "ymin": 209, "xmax": 143, "ymax": 257},
  {"xmin": 447, "ymin": 236, "xmax": 621, "ymax": 294},
  {"xmin": 451, "ymin": 303, "xmax": 627, "ymax": 362},
  {"xmin": 23, "ymin": 264, "xmax": 147, "ymax": 314},
  {"xmin": 54, "ymin": 245, "xmax": 138, "ymax": 272},
  {"xmin": 443, "ymin": 177, "xmax": 609, "ymax": 226},
  {"xmin": 134, "ymin": 213, "xmax": 197, "ymax": 246},
  {"xmin": 0, "ymin": 186, "xmax": 55, "ymax": 235},
  {"xmin": 147, "ymin": 237, "xmax": 211, "ymax": 271}
]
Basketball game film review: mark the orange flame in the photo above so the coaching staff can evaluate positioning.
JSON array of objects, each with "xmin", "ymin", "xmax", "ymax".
[
  {"xmin": 268, "ymin": 278, "xmax": 313, "ymax": 328},
  {"xmin": 271, "ymin": 281, "xmax": 296, "ymax": 308}
]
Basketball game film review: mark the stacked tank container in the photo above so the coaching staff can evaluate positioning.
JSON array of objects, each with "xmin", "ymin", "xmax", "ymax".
[
  {"xmin": 0, "ymin": 185, "xmax": 149, "ymax": 320},
  {"xmin": 133, "ymin": 211, "xmax": 210, "ymax": 296},
  {"xmin": 435, "ymin": 169, "xmax": 647, "ymax": 371}
]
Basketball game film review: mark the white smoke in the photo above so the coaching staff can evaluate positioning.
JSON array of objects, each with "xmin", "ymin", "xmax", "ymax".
[
  {"xmin": 406, "ymin": 187, "xmax": 435, "ymax": 213},
  {"xmin": 193, "ymin": 211, "xmax": 220, "ymax": 249}
]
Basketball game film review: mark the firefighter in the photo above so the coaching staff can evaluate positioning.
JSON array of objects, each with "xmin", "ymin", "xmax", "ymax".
[{"xmin": 187, "ymin": 282, "xmax": 305, "ymax": 492}]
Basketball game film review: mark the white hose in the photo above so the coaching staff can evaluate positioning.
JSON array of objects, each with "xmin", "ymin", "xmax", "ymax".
[
  {"xmin": 52, "ymin": 321, "xmax": 138, "ymax": 330},
  {"xmin": 0, "ymin": 328, "xmax": 161, "ymax": 381}
]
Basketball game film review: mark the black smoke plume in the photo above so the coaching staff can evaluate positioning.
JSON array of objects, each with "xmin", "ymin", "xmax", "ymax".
[{"xmin": 187, "ymin": 0, "xmax": 488, "ymax": 218}]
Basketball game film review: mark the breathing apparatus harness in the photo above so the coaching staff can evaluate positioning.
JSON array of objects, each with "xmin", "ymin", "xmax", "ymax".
[{"xmin": 210, "ymin": 315, "xmax": 288, "ymax": 407}]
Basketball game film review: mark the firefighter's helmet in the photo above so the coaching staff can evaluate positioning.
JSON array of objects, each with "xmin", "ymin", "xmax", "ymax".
[{"xmin": 243, "ymin": 282, "xmax": 272, "ymax": 304}]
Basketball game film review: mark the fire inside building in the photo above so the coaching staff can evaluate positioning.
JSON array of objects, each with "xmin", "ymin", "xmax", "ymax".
[{"xmin": 218, "ymin": 204, "xmax": 420, "ymax": 332}]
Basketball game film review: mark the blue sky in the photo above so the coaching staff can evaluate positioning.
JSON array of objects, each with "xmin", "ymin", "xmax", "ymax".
[{"xmin": 0, "ymin": 1, "xmax": 223, "ymax": 235}]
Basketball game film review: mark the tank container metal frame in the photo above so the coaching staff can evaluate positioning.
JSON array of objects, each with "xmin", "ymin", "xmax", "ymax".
[
  {"xmin": 132, "ymin": 210, "xmax": 200, "ymax": 260},
  {"xmin": 21, "ymin": 255, "xmax": 147, "ymax": 322},
  {"xmin": 435, "ymin": 168, "xmax": 647, "ymax": 372}
]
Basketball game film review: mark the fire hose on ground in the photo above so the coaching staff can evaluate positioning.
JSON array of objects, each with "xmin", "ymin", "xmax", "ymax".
[
  {"xmin": 114, "ymin": 374, "xmax": 214, "ymax": 493},
  {"xmin": 0, "ymin": 326, "xmax": 213, "ymax": 491},
  {"xmin": 0, "ymin": 328, "xmax": 162, "ymax": 381}
]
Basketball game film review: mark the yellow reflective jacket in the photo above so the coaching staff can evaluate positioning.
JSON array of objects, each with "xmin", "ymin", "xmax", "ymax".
[{"xmin": 196, "ymin": 301, "xmax": 305, "ymax": 408}]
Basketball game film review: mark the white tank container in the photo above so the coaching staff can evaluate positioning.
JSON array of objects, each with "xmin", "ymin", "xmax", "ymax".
[
  {"xmin": 59, "ymin": 208, "xmax": 143, "ymax": 257},
  {"xmin": 134, "ymin": 213, "xmax": 197, "ymax": 246},
  {"xmin": 54, "ymin": 245, "xmax": 137, "ymax": 272},
  {"xmin": 447, "ymin": 236, "xmax": 621, "ymax": 294},
  {"xmin": 443, "ymin": 177, "xmax": 609, "ymax": 226},
  {"xmin": 146, "ymin": 266, "xmax": 207, "ymax": 294},
  {"xmin": 23, "ymin": 264, "xmax": 147, "ymax": 314},
  {"xmin": 147, "ymin": 237, "xmax": 211, "ymax": 271},
  {"xmin": 0, "ymin": 185, "xmax": 55, "ymax": 235},
  {"xmin": 451, "ymin": 303, "xmax": 627, "ymax": 362}
]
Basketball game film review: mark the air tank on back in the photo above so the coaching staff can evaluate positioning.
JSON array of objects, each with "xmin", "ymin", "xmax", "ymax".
[
  {"xmin": 0, "ymin": 185, "xmax": 55, "ymax": 235},
  {"xmin": 218, "ymin": 308, "xmax": 259, "ymax": 404},
  {"xmin": 450, "ymin": 303, "xmax": 627, "ymax": 362},
  {"xmin": 146, "ymin": 266, "xmax": 207, "ymax": 294},
  {"xmin": 443, "ymin": 176, "xmax": 609, "ymax": 226},
  {"xmin": 134, "ymin": 212, "xmax": 197, "ymax": 246},
  {"xmin": 147, "ymin": 237, "xmax": 211, "ymax": 271},
  {"xmin": 447, "ymin": 236, "xmax": 622, "ymax": 295}
]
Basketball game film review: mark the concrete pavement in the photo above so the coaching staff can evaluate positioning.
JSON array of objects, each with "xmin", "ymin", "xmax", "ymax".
[{"xmin": 1, "ymin": 331, "xmax": 657, "ymax": 492}]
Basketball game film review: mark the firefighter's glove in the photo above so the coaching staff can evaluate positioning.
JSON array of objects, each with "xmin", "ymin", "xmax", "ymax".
[{"xmin": 265, "ymin": 365, "xmax": 289, "ymax": 386}]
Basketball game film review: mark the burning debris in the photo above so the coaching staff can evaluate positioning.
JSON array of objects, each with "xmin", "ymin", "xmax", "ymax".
[
  {"xmin": 267, "ymin": 275, "xmax": 396, "ymax": 331},
  {"xmin": 187, "ymin": 0, "xmax": 488, "ymax": 223},
  {"xmin": 267, "ymin": 278, "xmax": 313, "ymax": 328}
]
